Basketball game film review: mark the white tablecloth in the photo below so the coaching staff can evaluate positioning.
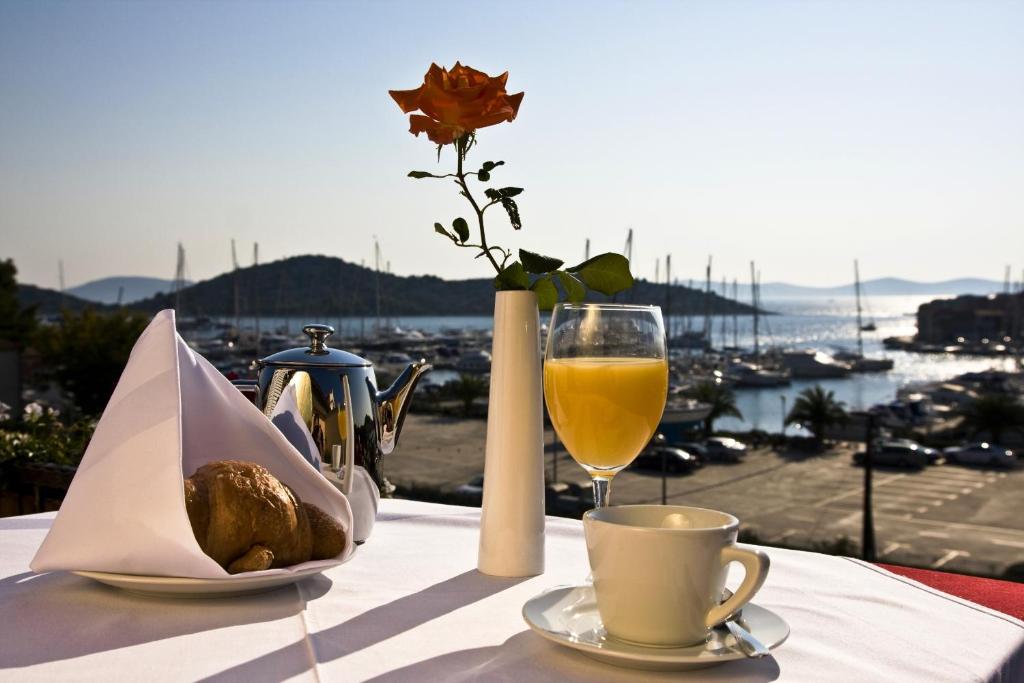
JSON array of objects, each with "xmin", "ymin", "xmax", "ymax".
[{"xmin": 1, "ymin": 499, "xmax": 1022, "ymax": 682}]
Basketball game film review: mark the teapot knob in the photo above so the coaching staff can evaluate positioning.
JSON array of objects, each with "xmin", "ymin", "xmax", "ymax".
[{"xmin": 303, "ymin": 323, "xmax": 335, "ymax": 353}]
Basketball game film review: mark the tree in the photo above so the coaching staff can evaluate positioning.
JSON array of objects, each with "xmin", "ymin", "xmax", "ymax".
[
  {"xmin": 687, "ymin": 381, "xmax": 742, "ymax": 437},
  {"xmin": 448, "ymin": 374, "xmax": 488, "ymax": 417},
  {"xmin": 35, "ymin": 309, "xmax": 149, "ymax": 416},
  {"xmin": 960, "ymin": 393, "xmax": 1024, "ymax": 444},
  {"xmin": 786, "ymin": 386, "xmax": 848, "ymax": 446},
  {"xmin": 0, "ymin": 259, "xmax": 37, "ymax": 347}
]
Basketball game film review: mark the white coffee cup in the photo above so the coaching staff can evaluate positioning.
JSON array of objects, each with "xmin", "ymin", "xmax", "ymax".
[{"xmin": 583, "ymin": 505, "xmax": 770, "ymax": 647}]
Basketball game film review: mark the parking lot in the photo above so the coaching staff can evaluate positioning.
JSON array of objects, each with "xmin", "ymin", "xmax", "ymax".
[{"xmin": 391, "ymin": 414, "xmax": 1024, "ymax": 579}]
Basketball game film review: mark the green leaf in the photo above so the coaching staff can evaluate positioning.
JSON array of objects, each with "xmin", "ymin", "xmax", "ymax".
[
  {"xmin": 481, "ymin": 160, "xmax": 504, "ymax": 172},
  {"xmin": 477, "ymin": 170, "xmax": 490, "ymax": 182},
  {"xmin": 452, "ymin": 217, "xmax": 470, "ymax": 243},
  {"xmin": 519, "ymin": 249, "xmax": 563, "ymax": 274},
  {"xmin": 408, "ymin": 171, "xmax": 439, "ymax": 179},
  {"xmin": 556, "ymin": 270, "xmax": 586, "ymax": 302},
  {"xmin": 433, "ymin": 222, "xmax": 451, "ymax": 238},
  {"xmin": 494, "ymin": 261, "xmax": 529, "ymax": 290},
  {"xmin": 500, "ymin": 198, "xmax": 522, "ymax": 230},
  {"xmin": 485, "ymin": 186, "xmax": 522, "ymax": 201},
  {"xmin": 567, "ymin": 252, "xmax": 634, "ymax": 296},
  {"xmin": 530, "ymin": 276, "xmax": 558, "ymax": 310}
]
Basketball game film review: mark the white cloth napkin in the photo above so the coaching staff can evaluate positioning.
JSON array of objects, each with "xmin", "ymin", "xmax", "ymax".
[{"xmin": 30, "ymin": 309, "xmax": 355, "ymax": 579}]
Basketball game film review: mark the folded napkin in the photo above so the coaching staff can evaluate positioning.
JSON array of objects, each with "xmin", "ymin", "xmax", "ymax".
[{"xmin": 31, "ymin": 309, "xmax": 355, "ymax": 579}]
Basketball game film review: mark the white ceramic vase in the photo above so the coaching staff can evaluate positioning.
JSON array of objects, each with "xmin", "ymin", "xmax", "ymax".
[{"xmin": 477, "ymin": 290, "xmax": 546, "ymax": 577}]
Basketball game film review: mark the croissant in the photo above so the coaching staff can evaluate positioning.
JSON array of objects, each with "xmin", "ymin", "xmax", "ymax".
[{"xmin": 184, "ymin": 460, "xmax": 346, "ymax": 574}]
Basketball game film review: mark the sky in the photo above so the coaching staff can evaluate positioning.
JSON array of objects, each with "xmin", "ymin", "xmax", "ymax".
[{"xmin": 1, "ymin": 0, "xmax": 1022, "ymax": 291}]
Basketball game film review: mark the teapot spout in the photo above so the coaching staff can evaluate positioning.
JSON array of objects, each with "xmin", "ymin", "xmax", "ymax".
[{"xmin": 376, "ymin": 361, "xmax": 432, "ymax": 454}]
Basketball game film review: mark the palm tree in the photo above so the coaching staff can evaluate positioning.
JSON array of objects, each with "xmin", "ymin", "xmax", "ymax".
[
  {"xmin": 687, "ymin": 381, "xmax": 742, "ymax": 437},
  {"xmin": 960, "ymin": 393, "xmax": 1024, "ymax": 444},
  {"xmin": 785, "ymin": 386, "xmax": 848, "ymax": 446},
  {"xmin": 448, "ymin": 374, "xmax": 488, "ymax": 417}
]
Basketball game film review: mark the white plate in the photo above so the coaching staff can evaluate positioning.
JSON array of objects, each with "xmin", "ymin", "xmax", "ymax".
[
  {"xmin": 73, "ymin": 553, "xmax": 353, "ymax": 599},
  {"xmin": 522, "ymin": 584, "xmax": 789, "ymax": 671}
]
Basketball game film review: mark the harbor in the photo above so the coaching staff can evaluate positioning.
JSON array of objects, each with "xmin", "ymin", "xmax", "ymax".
[{"xmin": 178, "ymin": 291, "xmax": 1022, "ymax": 438}]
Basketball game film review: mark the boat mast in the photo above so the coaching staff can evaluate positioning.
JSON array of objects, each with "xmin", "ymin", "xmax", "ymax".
[
  {"xmin": 58, "ymin": 259, "xmax": 65, "ymax": 310},
  {"xmin": 685, "ymin": 279, "xmax": 693, "ymax": 333},
  {"xmin": 855, "ymin": 259, "xmax": 864, "ymax": 358},
  {"xmin": 614, "ymin": 229, "xmax": 633, "ymax": 304},
  {"xmin": 231, "ymin": 239, "xmax": 240, "ymax": 333},
  {"xmin": 173, "ymin": 242, "xmax": 187, "ymax": 315},
  {"xmin": 732, "ymin": 278, "xmax": 739, "ymax": 349},
  {"xmin": 720, "ymin": 276, "xmax": 727, "ymax": 347},
  {"xmin": 703, "ymin": 256, "xmax": 712, "ymax": 350},
  {"xmin": 252, "ymin": 242, "xmax": 260, "ymax": 345},
  {"xmin": 750, "ymin": 261, "xmax": 759, "ymax": 358},
  {"xmin": 374, "ymin": 238, "xmax": 382, "ymax": 335},
  {"xmin": 665, "ymin": 254, "xmax": 672, "ymax": 344}
]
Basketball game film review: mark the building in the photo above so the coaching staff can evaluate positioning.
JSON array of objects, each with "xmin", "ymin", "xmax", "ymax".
[{"xmin": 916, "ymin": 292, "xmax": 1023, "ymax": 346}]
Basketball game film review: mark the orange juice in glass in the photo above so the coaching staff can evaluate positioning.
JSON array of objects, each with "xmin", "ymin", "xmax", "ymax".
[{"xmin": 543, "ymin": 305, "xmax": 668, "ymax": 507}]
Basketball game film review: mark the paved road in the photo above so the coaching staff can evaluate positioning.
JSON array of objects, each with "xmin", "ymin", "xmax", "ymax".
[{"xmin": 391, "ymin": 414, "xmax": 1024, "ymax": 579}]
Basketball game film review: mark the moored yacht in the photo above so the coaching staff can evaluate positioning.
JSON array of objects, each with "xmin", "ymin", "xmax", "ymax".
[
  {"xmin": 661, "ymin": 397, "xmax": 713, "ymax": 424},
  {"xmin": 839, "ymin": 260, "xmax": 894, "ymax": 373},
  {"xmin": 455, "ymin": 349, "xmax": 492, "ymax": 373},
  {"xmin": 781, "ymin": 350, "xmax": 852, "ymax": 378},
  {"xmin": 724, "ymin": 361, "xmax": 791, "ymax": 387},
  {"xmin": 834, "ymin": 351, "xmax": 895, "ymax": 373}
]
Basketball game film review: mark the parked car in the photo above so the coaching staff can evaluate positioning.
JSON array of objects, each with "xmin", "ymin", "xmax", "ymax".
[
  {"xmin": 703, "ymin": 437, "xmax": 748, "ymax": 462},
  {"xmin": 943, "ymin": 443, "xmax": 1016, "ymax": 468},
  {"xmin": 546, "ymin": 481, "xmax": 594, "ymax": 515},
  {"xmin": 885, "ymin": 438, "xmax": 941, "ymax": 464},
  {"xmin": 676, "ymin": 442, "xmax": 709, "ymax": 464},
  {"xmin": 632, "ymin": 446, "xmax": 702, "ymax": 473},
  {"xmin": 853, "ymin": 441, "xmax": 929, "ymax": 468},
  {"xmin": 455, "ymin": 474, "xmax": 484, "ymax": 498}
]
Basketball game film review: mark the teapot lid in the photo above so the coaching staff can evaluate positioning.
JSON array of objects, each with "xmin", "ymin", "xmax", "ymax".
[{"xmin": 260, "ymin": 324, "xmax": 371, "ymax": 368}]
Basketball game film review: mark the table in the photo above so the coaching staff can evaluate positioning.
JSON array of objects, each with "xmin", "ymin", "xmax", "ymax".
[{"xmin": 2, "ymin": 500, "xmax": 1022, "ymax": 682}]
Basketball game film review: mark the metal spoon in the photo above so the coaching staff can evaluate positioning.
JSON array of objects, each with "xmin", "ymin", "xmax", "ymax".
[{"xmin": 716, "ymin": 589, "xmax": 770, "ymax": 658}]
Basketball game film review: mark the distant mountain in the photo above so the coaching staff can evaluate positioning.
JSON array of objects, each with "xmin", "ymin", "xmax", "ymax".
[
  {"xmin": 130, "ymin": 255, "xmax": 759, "ymax": 317},
  {"xmin": 740, "ymin": 278, "xmax": 1003, "ymax": 299},
  {"xmin": 16, "ymin": 284, "xmax": 104, "ymax": 314},
  {"xmin": 67, "ymin": 276, "xmax": 185, "ymax": 304}
]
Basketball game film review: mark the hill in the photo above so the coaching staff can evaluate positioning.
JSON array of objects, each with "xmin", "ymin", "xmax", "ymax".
[
  {"xmin": 67, "ymin": 276, "xmax": 186, "ymax": 304},
  {"xmin": 743, "ymin": 277, "xmax": 1003, "ymax": 298},
  {"xmin": 16, "ymin": 284, "xmax": 104, "ymax": 314},
  {"xmin": 131, "ymin": 255, "xmax": 759, "ymax": 317}
]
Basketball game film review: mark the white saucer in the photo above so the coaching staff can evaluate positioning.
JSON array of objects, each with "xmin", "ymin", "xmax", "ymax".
[
  {"xmin": 73, "ymin": 552, "xmax": 353, "ymax": 599},
  {"xmin": 522, "ymin": 584, "xmax": 789, "ymax": 671}
]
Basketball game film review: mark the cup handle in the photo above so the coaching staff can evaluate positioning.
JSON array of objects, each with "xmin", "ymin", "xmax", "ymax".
[{"xmin": 704, "ymin": 544, "xmax": 771, "ymax": 628}]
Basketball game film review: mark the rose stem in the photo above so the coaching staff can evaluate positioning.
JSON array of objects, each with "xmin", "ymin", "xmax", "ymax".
[{"xmin": 455, "ymin": 135, "xmax": 502, "ymax": 275}]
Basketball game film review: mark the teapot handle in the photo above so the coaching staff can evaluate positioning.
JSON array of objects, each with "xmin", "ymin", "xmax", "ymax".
[{"xmin": 231, "ymin": 379, "xmax": 262, "ymax": 407}]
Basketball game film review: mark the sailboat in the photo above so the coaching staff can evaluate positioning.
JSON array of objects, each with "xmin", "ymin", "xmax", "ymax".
[{"xmin": 836, "ymin": 260, "xmax": 893, "ymax": 372}]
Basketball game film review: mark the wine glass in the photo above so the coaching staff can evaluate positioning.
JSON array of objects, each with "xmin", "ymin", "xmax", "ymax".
[{"xmin": 543, "ymin": 303, "xmax": 668, "ymax": 508}]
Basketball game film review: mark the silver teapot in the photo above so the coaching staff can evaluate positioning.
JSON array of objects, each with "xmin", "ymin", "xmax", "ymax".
[{"xmin": 235, "ymin": 324, "xmax": 431, "ymax": 494}]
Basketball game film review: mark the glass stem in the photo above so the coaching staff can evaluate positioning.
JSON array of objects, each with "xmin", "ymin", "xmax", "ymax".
[{"xmin": 592, "ymin": 476, "xmax": 612, "ymax": 508}]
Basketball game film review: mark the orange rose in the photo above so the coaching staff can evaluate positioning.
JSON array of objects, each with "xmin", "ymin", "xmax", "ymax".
[{"xmin": 390, "ymin": 63, "xmax": 524, "ymax": 145}]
